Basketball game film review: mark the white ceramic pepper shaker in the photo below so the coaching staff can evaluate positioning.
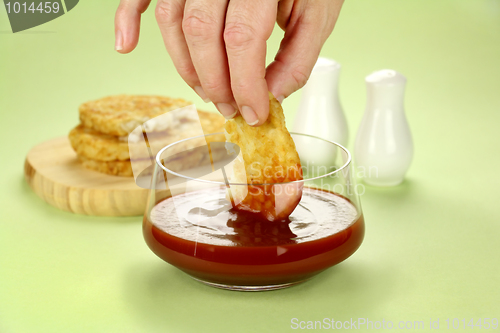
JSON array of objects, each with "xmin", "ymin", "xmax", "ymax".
[
  {"xmin": 354, "ymin": 69, "xmax": 413, "ymax": 186},
  {"xmin": 292, "ymin": 57, "xmax": 348, "ymax": 166}
]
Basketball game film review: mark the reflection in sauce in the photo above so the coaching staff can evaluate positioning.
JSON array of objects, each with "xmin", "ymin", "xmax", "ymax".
[{"xmin": 144, "ymin": 187, "xmax": 364, "ymax": 286}]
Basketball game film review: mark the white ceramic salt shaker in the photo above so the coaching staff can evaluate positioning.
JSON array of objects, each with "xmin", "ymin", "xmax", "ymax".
[
  {"xmin": 354, "ymin": 69, "xmax": 413, "ymax": 186},
  {"xmin": 292, "ymin": 57, "xmax": 348, "ymax": 166}
]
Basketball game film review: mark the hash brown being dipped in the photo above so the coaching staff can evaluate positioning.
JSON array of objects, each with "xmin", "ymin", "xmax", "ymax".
[{"xmin": 224, "ymin": 92, "xmax": 303, "ymax": 221}]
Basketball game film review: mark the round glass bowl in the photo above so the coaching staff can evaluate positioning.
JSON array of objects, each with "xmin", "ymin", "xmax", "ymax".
[{"xmin": 143, "ymin": 133, "xmax": 365, "ymax": 291}]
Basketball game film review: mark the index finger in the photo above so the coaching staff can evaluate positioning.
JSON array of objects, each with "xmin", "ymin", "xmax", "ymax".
[
  {"xmin": 115, "ymin": 0, "xmax": 152, "ymax": 53},
  {"xmin": 224, "ymin": 0, "xmax": 278, "ymax": 126}
]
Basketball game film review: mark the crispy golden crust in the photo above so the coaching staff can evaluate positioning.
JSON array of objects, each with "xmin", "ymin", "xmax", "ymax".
[
  {"xmin": 78, "ymin": 156, "xmax": 134, "ymax": 177},
  {"xmin": 225, "ymin": 92, "xmax": 302, "ymax": 184},
  {"xmin": 78, "ymin": 144, "xmax": 228, "ymax": 178},
  {"xmin": 199, "ymin": 110, "xmax": 226, "ymax": 135},
  {"xmin": 79, "ymin": 95, "xmax": 193, "ymax": 136},
  {"xmin": 224, "ymin": 92, "xmax": 303, "ymax": 221},
  {"xmin": 70, "ymin": 110, "xmax": 226, "ymax": 162},
  {"xmin": 69, "ymin": 125, "xmax": 129, "ymax": 161}
]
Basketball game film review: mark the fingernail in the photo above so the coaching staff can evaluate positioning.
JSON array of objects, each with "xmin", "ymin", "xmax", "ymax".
[
  {"xmin": 276, "ymin": 95, "xmax": 285, "ymax": 104},
  {"xmin": 194, "ymin": 86, "xmax": 210, "ymax": 103},
  {"xmin": 217, "ymin": 103, "xmax": 237, "ymax": 120},
  {"xmin": 115, "ymin": 30, "xmax": 123, "ymax": 51},
  {"xmin": 241, "ymin": 106, "xmax": 259, "ymax": 126}
]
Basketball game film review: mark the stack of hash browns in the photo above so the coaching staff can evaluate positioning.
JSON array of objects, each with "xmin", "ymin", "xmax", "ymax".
[{"xmin": 69, "ymin": 95, "xmax": 225, "ymax": 177}]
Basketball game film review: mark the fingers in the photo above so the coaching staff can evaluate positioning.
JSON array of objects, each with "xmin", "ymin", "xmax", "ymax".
[
  {"xmin": 266, "ymin": 0, "xmax": 344, "ymax": 101},
  {"xmin": 183, "ymin": 0, "xmax": 237, "ymax": 119},
  {"xmin": 115, "ymin": 0, "xmax": 152, "ymax": 53},
  {"xmin": 224, "ymin": 0, "xmax": 278, "ymax": 126},
  {"xmin": 155, "ymin": 0, "xmax": 205, "ymax": 99},
  {"xmin": 276, "ymin": 0, "xmax": 294, "ymax": 31}
]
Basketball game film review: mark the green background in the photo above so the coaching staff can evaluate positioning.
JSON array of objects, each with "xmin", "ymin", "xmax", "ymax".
[{"xmin": 1, "ymin": 1, "xmax": 499, "ymax": 332}]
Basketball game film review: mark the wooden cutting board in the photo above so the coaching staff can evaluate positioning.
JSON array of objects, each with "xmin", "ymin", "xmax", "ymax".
[{"xmin": 24, "ymin": 137, "xmax": 150, "ymax": 216}]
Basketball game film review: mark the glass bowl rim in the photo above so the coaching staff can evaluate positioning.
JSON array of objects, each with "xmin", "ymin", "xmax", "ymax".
[{"xmin": 155, "ymin": 132, "xmax": 352, "ymax": 186}]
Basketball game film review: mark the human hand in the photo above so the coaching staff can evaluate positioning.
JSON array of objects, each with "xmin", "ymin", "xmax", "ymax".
[{"xmin": 115, "ymin": 0, "xmax": 343, "ymax": 125}]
